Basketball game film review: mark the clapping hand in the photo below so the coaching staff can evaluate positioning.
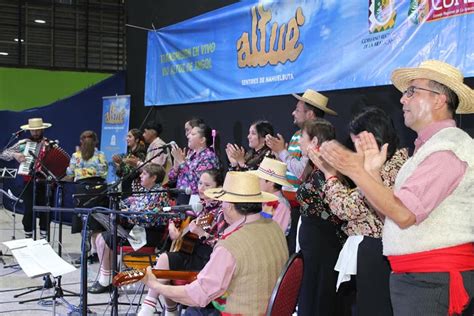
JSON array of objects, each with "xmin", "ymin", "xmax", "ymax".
[
  {"xmin": 124, "ymin": 155, "xmax": 139, "ymax": 167},
  {"xmin": 225, "ymin": 144, "xmax": 245, "ymax": 167},
  {"xmin": 171, "ymin": 143, "xmax": 186, "ymax": 166},
  {"xmin": 354, "ymin": 131, "xmax": 388, "ymax": 175},
  {"xmin": 308, "ymin": 146, "xmax": 337, "ymax": 179},
  {"xmin": 112, "ymin": 154, "xmax": 122, "ymax": 164},
  {"xmin": 319, "ymin": 140, "xmax": 365, "ymax": 179},
  {"xmin": 265, "ymin": 134, "xmax": 286, "ymax": 154}
]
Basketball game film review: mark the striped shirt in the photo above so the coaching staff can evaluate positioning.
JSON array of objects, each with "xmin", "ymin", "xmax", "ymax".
[{"xmin": 278, "ymin": 130, "xmax": 307, "ymax": 188}]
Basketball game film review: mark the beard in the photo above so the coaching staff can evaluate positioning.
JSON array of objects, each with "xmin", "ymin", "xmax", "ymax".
[{"xmin": 30, "ymin": 131, "xmax": 44, "ymax": 142}]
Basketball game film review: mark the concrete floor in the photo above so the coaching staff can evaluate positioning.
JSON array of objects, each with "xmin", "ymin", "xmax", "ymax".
[{"xmin": 0, "ymin": 206, "xmax": 163, "ymax": 315}]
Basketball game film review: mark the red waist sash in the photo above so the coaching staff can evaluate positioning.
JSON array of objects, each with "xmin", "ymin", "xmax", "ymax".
[{"xmin": 388, "ymin": 243, "xmax": 474, "ymax": 315}]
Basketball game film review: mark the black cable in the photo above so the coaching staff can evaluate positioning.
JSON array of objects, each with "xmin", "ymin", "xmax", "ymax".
[{"xmin": 138, "ymin": 107, "xmax": 155, "ymax": 130}]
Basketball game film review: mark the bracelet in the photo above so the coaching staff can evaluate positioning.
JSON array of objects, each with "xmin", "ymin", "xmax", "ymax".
[{"xmin": 326, "ymin": 175, "xmax": 338, "ymax": 182}]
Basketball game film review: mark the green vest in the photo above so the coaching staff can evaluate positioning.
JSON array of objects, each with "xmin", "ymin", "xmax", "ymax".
[{"xmin": 217, "ymin": 218, "xmax": 289, "ymax": 315}]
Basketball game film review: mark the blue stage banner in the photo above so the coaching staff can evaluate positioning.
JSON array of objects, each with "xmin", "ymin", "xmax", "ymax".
[
  {"xmin": 100, "ymin": 95, "xmax": 130, "ymax": 183},
  {"xmin": 145, "ymin": 0, "xmax": 474, "ymax": 106}
]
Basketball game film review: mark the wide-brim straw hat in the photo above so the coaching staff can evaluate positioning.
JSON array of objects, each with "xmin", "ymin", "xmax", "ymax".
[
  {"xmin": 391, "ymin": 60, "xmax": 474, "ymax": 114},
  {"xmin": 20, "ymin": 118, "xmax": 52, "ymax": 130},
  {"xmin": 248, "ymin": 157, "xmax": 292, "ymax": 187},
  {"xmin": 205, "ymin": 171, "xmax": 278, "ymax": 203},
  {"xmin": 292, "ymin": 89, "xmax": 337, "ymax": 115}
]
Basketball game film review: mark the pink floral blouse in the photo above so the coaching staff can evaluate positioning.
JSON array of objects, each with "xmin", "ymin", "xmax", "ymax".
[
  {"xmin": 323, "ymin": 148, "xmax": 409, "ymax": 238},
  {"xmin": 168, "ymin": 147, "xmax": 220, "ymax": 195}
]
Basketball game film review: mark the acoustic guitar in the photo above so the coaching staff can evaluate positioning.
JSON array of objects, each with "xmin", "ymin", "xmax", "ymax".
[
  {"xmin": 170, "ymin": 213, "xmax": 214, "ymax": 254},
  {"xmin": 113, "ymin": 268, "xmax": 199, "ymax": 287}
]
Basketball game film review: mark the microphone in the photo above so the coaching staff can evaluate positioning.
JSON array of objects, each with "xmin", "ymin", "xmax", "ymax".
[
  {"xmin": 8, "ymin": 189, "xmax": 23, "ymax": 203},
  {"xmin": 150, "ymin": 141, "xmax": 177, "ymax": 151},
  {"xmin": 166, "ymin": 187, "xmax": 192, "ymax": 195},
  {"xmin": 12, "ymin": 129, "xmax": 25, "ymax": 137},
  {"xmin": 48, "ymin": 139, "xmax": 60, "ymax": 147},
  {"xmin": 138, "ymin": 187, "xmax": 192, "ymax": 195},
  {"xmin": 163, "ymin": 202, "xmax": 203, "ymax": 213}
]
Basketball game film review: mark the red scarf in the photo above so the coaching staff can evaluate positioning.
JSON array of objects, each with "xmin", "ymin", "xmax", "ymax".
[{"xmin": 388, "ymin": 243, "xmax": 474, "ymax": 315}]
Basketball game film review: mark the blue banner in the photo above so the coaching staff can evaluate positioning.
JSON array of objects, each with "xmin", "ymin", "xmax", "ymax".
[
  {"xmin": 100, "ymin": 95, "xmax": 130, "ymax": 183},
  {"xmin": 145, "ymin": 0, "xmax": 474, "ymax": 106}
]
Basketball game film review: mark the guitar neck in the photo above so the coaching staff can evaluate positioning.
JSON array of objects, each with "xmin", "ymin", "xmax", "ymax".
[
  {"xmin": 151, "ymin": 269, "xmax": 198, "ymax": 281},
  {"xmin": 113, "ymin": 269, "xmax": 199, "ymax": 287}
]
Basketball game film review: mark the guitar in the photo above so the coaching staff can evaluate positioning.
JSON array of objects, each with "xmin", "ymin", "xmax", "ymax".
[
  {"xmin": 170, "ymin": 213, "xmax": 214, "ymax": 254},
  {"xmin": 113, "ymin": 268, "xmax": 199, "ymax": 287}
]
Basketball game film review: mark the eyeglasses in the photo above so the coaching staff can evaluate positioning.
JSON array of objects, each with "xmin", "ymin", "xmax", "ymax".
[{"xmin": 403, "ymin": 86, "xmax": 440, "ymax": 98}]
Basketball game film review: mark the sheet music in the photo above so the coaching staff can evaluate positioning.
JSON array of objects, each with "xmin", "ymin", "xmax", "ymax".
[
  {"xmin": 27, "ymin": 242, "xmax": 76, "ymax": 277},
  {"xmin": 9, "ymin": 239, "xmax": 76, "ymax": 278},
  {"xmin": 3, "ymin": 238, "xmax": 35, "ymax": 249}
]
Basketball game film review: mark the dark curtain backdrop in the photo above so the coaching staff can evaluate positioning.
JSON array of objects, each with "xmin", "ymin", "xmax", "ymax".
[{"xmin": 126, "ymin": 0, "xmax": 474, "ymax": 167}]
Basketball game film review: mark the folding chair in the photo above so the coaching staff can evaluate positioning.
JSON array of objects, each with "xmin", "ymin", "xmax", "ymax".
[{"xmin": 265, "ymin": 252, "xmax": 304, "ymax": 316}]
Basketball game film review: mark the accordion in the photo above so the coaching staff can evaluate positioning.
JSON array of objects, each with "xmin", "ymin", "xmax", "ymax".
[{"xmin": 18, "ymin": 140, "xmax": 70, "ymax": 178}]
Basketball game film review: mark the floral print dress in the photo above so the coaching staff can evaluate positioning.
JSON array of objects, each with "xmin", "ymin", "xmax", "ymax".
[
  {"xmin": 322, "ymin": 148, "xmax": 409, "ymax": 237},
  {"xmin": 120, "ymin": 184, "xmax": 171, "ymax": 228},
  {"xmin": 168, "ymin": 147, "xmax": 220, "ymax": 194}
]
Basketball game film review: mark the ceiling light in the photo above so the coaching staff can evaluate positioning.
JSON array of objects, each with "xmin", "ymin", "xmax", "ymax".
[
  {"xmin": 0, "ymin": 52, "xmax": 9, "ymax": 56},
  {"xmin": 34, "ymin": 19, "xmax": 46, "ymax": 24},
  {"xmin": 14, "ymin": 38, "xmax": 25, "ymax": 42}
]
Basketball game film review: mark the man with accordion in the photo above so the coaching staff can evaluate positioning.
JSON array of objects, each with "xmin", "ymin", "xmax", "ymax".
[{"xmin": 1, "ymin": 118, "xmax": 69, "ymax": 239}]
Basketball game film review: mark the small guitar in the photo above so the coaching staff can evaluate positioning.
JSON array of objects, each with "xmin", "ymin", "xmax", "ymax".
[
  {"xmin": 113, "ymin": 268, "xmax": 199, "ymax": 287},
  {"xmin": 170, "ymin": 213, "xmax": 214, "ymax": 254}
]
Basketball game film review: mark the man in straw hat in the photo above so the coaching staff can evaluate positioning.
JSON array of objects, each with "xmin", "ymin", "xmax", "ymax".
[
  {"xmin": 141, "ymin": 172, "xmax": 289, "ymax": 315},
  {"xmin": 319, "ymin": 60, "xmax": 474, "ymax": 315},
  {"xmin": 249, "ymin": 157, "xmax": 292, "ymax": 234},
  {"xmin": 1, "ymin": 118, "xmax": 53, "ymax": 239},
  {"xmin": 266, "ymin": 88, "xmax": 337, "ymax": 253}
]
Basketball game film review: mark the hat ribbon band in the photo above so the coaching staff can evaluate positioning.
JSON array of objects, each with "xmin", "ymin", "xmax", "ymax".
[
  {"xmin": 258, "ymin": 167, "xmax": 287, "ymax": 181},
  {"xmin": 213, "ymin": 189, "xmax": 262, "ymax": 199}
]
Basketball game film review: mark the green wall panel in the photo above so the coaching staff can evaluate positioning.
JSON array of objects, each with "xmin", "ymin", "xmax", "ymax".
[{"xmin": 0, "ymin": 67, "xmax": 112, "ymax": 111}]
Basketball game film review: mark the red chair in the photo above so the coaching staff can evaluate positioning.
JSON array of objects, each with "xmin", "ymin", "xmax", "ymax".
[
  {"xmin": 265, "ymin": 252, "xmax": 304, "ymax": 316},
  {"xmin": 120, "ymin": 245, "xmax": 156, "ymax": 270}
]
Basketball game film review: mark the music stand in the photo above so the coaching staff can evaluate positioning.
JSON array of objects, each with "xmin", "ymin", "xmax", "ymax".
[
  {"xmin": 0, "ymin": 168, "xmax": 20, "ymax": 265},
  {"xmin": 6, "ymin": 237, "xmax": 78, "ymax": 315},
  {"xmin": 91, "ymin": 212, "xmax": 134, "ymax": 241},
  {"xmin": 14, "ymin": 153, "xmax": 79, "ymax": 304}
]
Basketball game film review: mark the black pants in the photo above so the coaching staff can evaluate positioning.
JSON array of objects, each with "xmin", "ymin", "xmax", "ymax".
[
  {"xmin": 22, "ymin": 179, "xmax": 50, "ymax": 233},
  {"xmin": 390, "ymin": 270, "xmax": 474, "ymax": 316},
  {"xmin": 168, "ymin": 242, "xmax": 213, "ymax": 271},
  {"xmin": 286, "ymin": 205, "xmax": 300, "ymax": 255},
  {"xmin": 356, "ymin": 236, "xmax": 393, "ymax": 316},
  {"xmin": 298, "ymin": 216, "xmax": 342, "ymax": 316}
]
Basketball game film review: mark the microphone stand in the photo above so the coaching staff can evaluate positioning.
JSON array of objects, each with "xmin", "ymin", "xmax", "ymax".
[
  {"xmin": 1, "ymin": 131, "xmax": 22, "ymax": 153},
  {"xmin": 76, "ymin": 147, "xmax": 170, "ymax": 316}
]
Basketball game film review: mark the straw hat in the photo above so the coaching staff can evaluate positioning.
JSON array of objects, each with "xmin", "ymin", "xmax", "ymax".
[
  {"xmin": 20, "ymin": 118, "xmax": 52, "ymax": 130},
  {"xmin": 204, "ymin": 171, "xmax": 278, "ymax": 203},
  {"xmin": 248, "ymin": 157, "xmax": 292, "ymax": 187},
  {"xmin": 292, "ymin": 89, "xmax": 337, "ymax": 115},
  {"xmin": 391, "ymin": 60, "xmax": 474, "ymax": 114}
]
